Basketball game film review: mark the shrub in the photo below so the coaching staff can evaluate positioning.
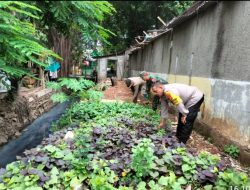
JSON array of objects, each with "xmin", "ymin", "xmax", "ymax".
[
  {"xmin": 131, "ymin": 138, "xmax": 156, "ymax": 178},
  {"xmin": 224, "ymin": 144, "xmax": 240, "ymax": 159},
  {"xmin": 46, "ymin": 78, "xmax": 95, "ymax": 103}
]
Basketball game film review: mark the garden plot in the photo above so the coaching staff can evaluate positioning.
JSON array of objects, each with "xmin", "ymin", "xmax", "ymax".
[{"xmin": 0, "ymin": 101, "xmax": 249, "ymax": 190}]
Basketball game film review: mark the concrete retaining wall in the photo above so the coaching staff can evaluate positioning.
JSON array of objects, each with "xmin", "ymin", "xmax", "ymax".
[{"xmin": 0, "ymin": 88, "xmax": 55, "ymax": 146}]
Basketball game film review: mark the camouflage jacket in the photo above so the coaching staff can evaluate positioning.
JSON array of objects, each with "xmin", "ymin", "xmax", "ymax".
[{"xmin": 146, "ymin": 75, "xmax": 168, "ymax": 94}]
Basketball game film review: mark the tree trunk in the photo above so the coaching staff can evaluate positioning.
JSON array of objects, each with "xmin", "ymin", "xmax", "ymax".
[
  {"xmin": 50, "ymin": 28, "xmax": 72, "ymax": 77},
  {"xmin": 39, "ymin": 66, "xmax": 45, "ymax": 89}
]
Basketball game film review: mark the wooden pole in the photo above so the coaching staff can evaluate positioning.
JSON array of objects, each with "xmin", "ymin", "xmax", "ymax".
[
  {"xmin": 38, "ymin": 53, "xmax": 46, "ymax": 89},
  {"xmin": 39, "ymin": 66, "xmax": 45, "ymax": 89},
  {"xmin": 157, "ymin": 16, "xmax": 167, "ymax": 26}
]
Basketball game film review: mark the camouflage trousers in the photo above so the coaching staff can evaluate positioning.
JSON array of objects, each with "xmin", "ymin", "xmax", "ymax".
[{"xmin": 152, "ymin": 95, "xmax": 160, "ymax": 111}]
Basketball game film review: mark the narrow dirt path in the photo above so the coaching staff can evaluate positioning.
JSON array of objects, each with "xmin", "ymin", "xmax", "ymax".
[
  {"xmin": 103, "ymin": 80, "xmax": 249, "ymax": 173},
  {"xmin": 103, "ymin": 80, "xmax": 145, "ymax": 102}
]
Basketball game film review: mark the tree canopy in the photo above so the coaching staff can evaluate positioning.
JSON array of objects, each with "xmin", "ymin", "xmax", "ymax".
[
  {"xmin": 0, "ymin": 1, "xmax": 115, "ymax": 91},
  {"xmin": 0, "ymin": 1, "xmax": 192, "ymax": 92},
  {"xmin": 0, "ymin": 1, "xmax": 59, "ymax": 78},
  {"xmin": 102, "ymin": 1, "xmax": 193, "ymax": 54},
  {"xmin": 35, "ymin": 1, "xmax": 115, "ymax": 47},
  {"xmin": 34, "ymin": 1, "xmax": 115, "ymax": 76}
]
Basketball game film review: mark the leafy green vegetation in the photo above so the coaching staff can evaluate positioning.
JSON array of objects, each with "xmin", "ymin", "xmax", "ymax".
[
  {"xmin": 0, "ymin": 1, "xmax": 60, "ymax": 95},
  {"xmin": 131, "ymin": 138, "xmax": 156, "ymax": 178},
  {"xmin": 102, "ymin": 1, "xmax": 194, "ymax": 54},
  {"xmin": 215, "ymin": 169, "xmax": 250, "ymax": 189},
  {"xmin": 80, "ymin": 89, "xmax": 103, "ymax": 102},
  {"xmin": 224, "ymin": 144, "xmax": 240, "ymax": 159},
  {"xmin": 34, "ymin": 1, "xmax": 115, "ymax": 76},
  {"xmin": 0, "ymin": 1, "xmax": 114, "ymax": 98},
  {"xmin": 0, "ymin": 2, "xmax": 59, "ymax": 77},
  {"xmin": 54, "ymin": 101, "xmax": 160, "ymax": 129},
  {"xmin": 51, "ymin": 92, "xmax": 69, "ymax": 103},
  {"xmin": 0, "ymin": 101, "xmax": 249, "ymax": 189},
  {"xmin": 46, "ymin": 78, "xmax": 95, "ymax": 103}
]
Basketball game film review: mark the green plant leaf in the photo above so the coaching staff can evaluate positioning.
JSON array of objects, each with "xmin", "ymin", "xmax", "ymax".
[
  {"xmin": 149, "ymin": 171, "xmax": 159, "ymax": 179},
  {"xmin": 158, "ymin": 176, "xmax": 168, "ymax": 186},
  {"xmin": 51, "ymin": 92, "xmax": 69, "ymax": 103},
  {"xmin": 204, "ymin": 185, "xmax": 213, "ymax": 190},
  {"xmin": 182, "ymin": 164, "xmax": 191, "ymax": 172},
  {"xmin": 70, "ymin": 177, "xmax": 81, "ymax": 188},
  {"xmin": 136, "ymin": 181, "xmax": 146, "ymax": 190},
  {"xmin": 177, "ymin": 177, "xmax": 187, "ymax": 185}
]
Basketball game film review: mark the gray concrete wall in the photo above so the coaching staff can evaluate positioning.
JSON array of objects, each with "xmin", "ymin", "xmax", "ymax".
[
  {"xmin": 128, "ymin": 1, "xmax": 250, "ymax": 145},
  {"xmin": 129, "ymin": 34, "xmax": 171, "ymax": 80},
  {"xmin": 116, "ymin": 55, "xmax": 125, "ymax": 80},
  {"xmin": 210, "ymin": 79, "xmax": 250, "ymax": 142},
  {"xmin": 169, "ymin": 1, "xmax": 250, "ymax": 81},
  {"xmin": 97, "ymin": 58, "xmax": 107, "ymax": 81},
  {"xmin": 211, "ymin": 2, "xmax": 250, "ymax": 81},
  {"xmin": 170, "ymin": 4, "xmax": 220, "ymax": 78},
  {"xmin": 97, "ymin": 55, "xmax": 125, "ymax": 81}
]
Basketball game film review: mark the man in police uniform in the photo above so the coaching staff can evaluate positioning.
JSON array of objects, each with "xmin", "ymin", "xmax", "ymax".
[{"xmin": 152, "ymin": 82, "xmax": 204, "ymax": 144}]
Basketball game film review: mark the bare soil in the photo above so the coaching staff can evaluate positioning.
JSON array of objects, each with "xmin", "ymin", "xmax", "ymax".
[
  {"xmin": 104, "ymin": 80, "xmax": 138, "ymax": 102},
  {"xmin": 0, "ymin": 87, "xmax": 54, "ymax": 146}
]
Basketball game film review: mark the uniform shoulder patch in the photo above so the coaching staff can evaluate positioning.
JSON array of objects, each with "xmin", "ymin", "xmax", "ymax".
[{"xmin": 164, "ymin": 91, "xmax": 182, "ymax": 105}]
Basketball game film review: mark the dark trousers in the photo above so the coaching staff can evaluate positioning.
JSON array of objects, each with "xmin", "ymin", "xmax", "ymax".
[
  {"xmin": 152, "ymin": 95, "xmax": 160, "ymax": 111},
  {"xmin": 176, "ymin": 95, "xmax": 204, "ymax": 144},
  {"xmin": 131, "ymin": 86, "xmax": 135, "ymax": 93}
]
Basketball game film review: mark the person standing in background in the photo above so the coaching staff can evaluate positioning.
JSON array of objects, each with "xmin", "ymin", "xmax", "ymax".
[{"xmin": 92, "ymin": 68, "xmax": 98, "ymax": 84}]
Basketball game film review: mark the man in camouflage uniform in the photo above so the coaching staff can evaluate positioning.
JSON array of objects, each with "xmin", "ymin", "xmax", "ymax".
[{"xmin": 139, "ymin": 71, "xmax": 168, "ymax": 111}]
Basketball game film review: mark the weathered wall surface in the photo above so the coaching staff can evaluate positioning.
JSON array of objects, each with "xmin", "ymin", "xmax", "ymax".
[
  {"xmin": 97, "ymin": 55, "xmax": 125, "ymax": 81},
  {"xmin": 0, "ymin": 88, "xmax": 54, "ymax": 145},
  {"xmin": 211, "ymin": 2, "xmax": 250, "ymax": 81},
  {"xmin": 116, "ymin": 56, "xmax": 125, "ymax": 80},
  {"xmin": 128, "ymin": 1, "xmax": 250, "ymax": 150},
  {"xmin": 170, "ymin": 4, "xmax": 219, "ymax": 78},
  {"xmin": 97, "ymin": 58, "xmax": 108, "ymax": 81}
]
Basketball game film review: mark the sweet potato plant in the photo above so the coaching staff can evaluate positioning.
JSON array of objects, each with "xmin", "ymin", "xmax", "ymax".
[{"xmin": 0, "ymin": 101, "xmax": 249, "ymax": 190}]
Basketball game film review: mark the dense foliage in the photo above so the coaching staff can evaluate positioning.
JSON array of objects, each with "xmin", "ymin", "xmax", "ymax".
[
  {"xmin": 46, "ymin": 78, "xmax": 95, "ymax": 103},
  {"xmin": 0, "ymin": 101, "xmax": 249, "ymax": 190},
  {"xmin": 0, "ymin": 2, "xmax": 59, "ymax": 80},
  {"xmin": 102, "ymin": 1, "xmax": 194, "ymax": 54},
  {"xmin": 34, "ymin": 1, "xmax": 115, "ymax": 76},
  {"xmin": 0, "ymin": 1, "xmax": 114, "ymax": 94},
  {"xmin": 53, "ymin": 101, "xmax": 159, "ymax": 131},
  {"xmin": 35, "ymin": 1, "xmax": 115, "ymax": 46},
  {"xmin": 224, "ymin": 144, "xmax": 240, "ymax": 159},
  {"xmin": 80, "ymin": 90, "xmax": 104, "ymax": 102}
]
